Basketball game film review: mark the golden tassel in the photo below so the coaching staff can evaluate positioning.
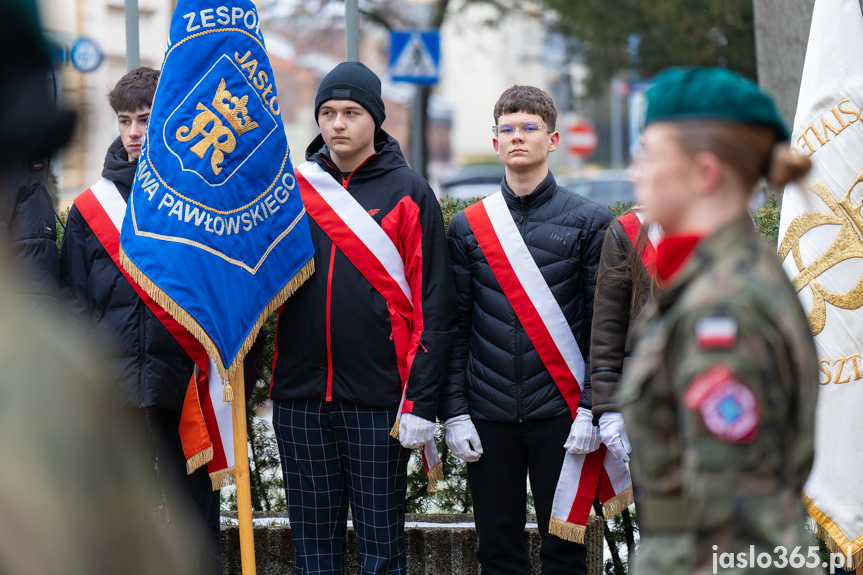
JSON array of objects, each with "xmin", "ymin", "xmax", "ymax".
[
  {"xmin": 119, "ymin": 247, "xmax": 315, "ymax": 396},
  {"xmin": 602, "ymin": 486, "xmax": 634, "ymax": 518},
  {"xmin": 209, "ymin": 466, "xmax": 237, "ymax": 491},
  {"xmin": 426, "ymin": 459, "xmax": 444, "ymax": 493},
  {"xmin": 223, "ymin": 381, "xmax": 234, "ymax": 402},
  {"xmin": 815, "ymin": 523, "xmax": 863, "ymax": 570},
  {"xmin": 186, "ymin": 446, "xmax": 214, "ymax": 475},
  {"xmin": 549, "ymin": 516, "xmax": 586, "ymax": 544},
  {"xmin": 390, "ymin": 418, "xmax": 401, "ymax": 439},
  {"xmin": 804, "ymin": 492, "xmax": 863, "ymax": 569}
]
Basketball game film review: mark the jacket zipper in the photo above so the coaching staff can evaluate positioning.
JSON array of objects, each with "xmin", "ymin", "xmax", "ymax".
[{"xmin": 515, "ymin": 204, "xmax": 527, "ymax": 423}]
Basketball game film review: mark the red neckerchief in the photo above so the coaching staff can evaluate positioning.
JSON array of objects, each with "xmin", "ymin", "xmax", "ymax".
[{"xmin": 656, "ymin": 233, "xmax": 704, "ymax": 284}]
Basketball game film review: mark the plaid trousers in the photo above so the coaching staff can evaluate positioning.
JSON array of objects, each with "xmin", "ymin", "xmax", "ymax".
[{"xmin": 273, "ymin": 399, "xmax": 411, "ymax": 575}]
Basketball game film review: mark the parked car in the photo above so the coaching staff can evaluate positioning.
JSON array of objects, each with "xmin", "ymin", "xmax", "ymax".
[
  {"xmin": 438, "ymin": 165, "xmax": 505, "ymax": 200},
  {"xmin": 559, "ymin": 169, "xmax": 635, "ymax": 210}
]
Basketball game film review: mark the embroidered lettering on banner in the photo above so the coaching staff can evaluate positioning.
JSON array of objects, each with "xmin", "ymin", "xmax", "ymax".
[
  {"xmin": 818, "ymin": 354, "xmax": 863, "ymax": 385},
  {"xmin": 795, "ymin": 98, "xmax": 861, "ymax": 157}
]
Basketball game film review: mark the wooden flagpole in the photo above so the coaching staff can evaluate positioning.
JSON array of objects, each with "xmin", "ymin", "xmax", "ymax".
[{"xmin": 231, "ymin": 361, "xmax": 256, "ymax": 574}]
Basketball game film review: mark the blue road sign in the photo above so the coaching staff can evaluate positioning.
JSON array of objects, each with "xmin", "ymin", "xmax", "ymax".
[
  {"xmin": 70, "ymin": 37, "xmax": 103, "ymax": 73},
  {"xmin": 389, "ymin": 30, "xmax": 440, "ymax": 85}
]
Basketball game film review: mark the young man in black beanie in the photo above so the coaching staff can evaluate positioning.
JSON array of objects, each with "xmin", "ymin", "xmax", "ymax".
[{"xmin": 269, "ymin": 61, "xmax": 457, "ymax": 574}]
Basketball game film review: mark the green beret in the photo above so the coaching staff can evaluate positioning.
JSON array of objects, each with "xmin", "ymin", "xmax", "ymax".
[{"xmin": 644, "ymin": 67, "xmax": 790, "ymax": 141}]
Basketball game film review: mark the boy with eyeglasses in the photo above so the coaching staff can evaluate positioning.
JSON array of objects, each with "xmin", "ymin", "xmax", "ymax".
[{"xmin": 441, "ymin": 85, "xmax": 612, "ymax": 574}]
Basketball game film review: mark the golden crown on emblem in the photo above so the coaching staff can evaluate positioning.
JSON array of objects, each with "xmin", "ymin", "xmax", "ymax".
[{"xmin": 212, "ymin": 78, "xmax": 259, "ymax": 136}]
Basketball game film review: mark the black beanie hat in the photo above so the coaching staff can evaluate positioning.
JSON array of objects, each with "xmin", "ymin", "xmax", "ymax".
[{"xmin": 314, "ymin": 61, "xmax": 386, "ymax": 131}]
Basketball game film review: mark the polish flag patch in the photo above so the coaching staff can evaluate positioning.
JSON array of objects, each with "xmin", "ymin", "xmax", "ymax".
[
  {"xmin": 683, "ymin": 365, "xmax": 759, "ymax": 443},
  {"xmin": 695, "ymin": 316, "xmax": 738, "ymax": 349}
]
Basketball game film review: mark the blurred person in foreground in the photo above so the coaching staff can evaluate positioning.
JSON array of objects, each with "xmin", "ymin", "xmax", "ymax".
[
  {"xmin": 0, "ymin": 0, "xmax": 72, "ymax": 308},
  {"xmin": 0, "ymin": 266, "xmax": 201, "ymax": 575},
  {"xmin": 619, "ymin": 67, "xmax": 817, "ymax": 575},
  {"xmin": 59, "ymin": 68, "xmax": 222, "ymax": 573},
  {"xmin": 0, "ymin": 0, "xmax": 198, "ymax": 573}
]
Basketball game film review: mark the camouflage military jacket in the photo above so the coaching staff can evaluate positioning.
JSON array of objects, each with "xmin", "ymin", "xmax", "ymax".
[{"xmin": 618, "ymin": 216, "xmax": 818, "ymax": 575}]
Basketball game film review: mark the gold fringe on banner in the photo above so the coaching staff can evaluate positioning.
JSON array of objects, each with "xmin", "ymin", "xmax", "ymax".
[
  {"xmin": 549, "ymin": 516, "xmax": 586, "ymax": 544},
  {"xmin": 119, "ymin": 246, "xmax": 314, "ymax": 397},
  {"xmin": 210, "ymin": 466, "xmax": 236, "ymax": 491},
  {"xmin": 390, "ymin": 418, "xmax": 401, "ymax": 439},
  {"xmin": 603, "ymin": 485, "xmax": 634, "ymax": 518},
  {"xmin": 804, "ymin": 492, "xmax": 863, "ymax": 570},
  {"xmin": 186, "ymin": 446, "xmax": 214, "ymax": 475},
  {"xmin": 426, "ymin": 459, "xmax": 443, "ymax": 493}
]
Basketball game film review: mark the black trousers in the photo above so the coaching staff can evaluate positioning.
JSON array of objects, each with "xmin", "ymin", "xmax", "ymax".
[
  {"xmin": 468, "ymin": 417, "xmax": 587, "ymax": 575},
  {"xmin": 129, "ymin": 407, "xmax": 223, "ymax": 575}
]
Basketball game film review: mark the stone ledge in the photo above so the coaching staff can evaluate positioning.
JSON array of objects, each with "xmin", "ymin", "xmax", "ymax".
[{"xmin": 220, "ymin": 514, "xmax": 604, "ymax": 574}]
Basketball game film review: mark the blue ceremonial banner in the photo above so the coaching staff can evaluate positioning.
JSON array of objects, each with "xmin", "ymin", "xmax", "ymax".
[{"xmin": 119, "ymin": 0, "xmax": 315, "ymax": 392}]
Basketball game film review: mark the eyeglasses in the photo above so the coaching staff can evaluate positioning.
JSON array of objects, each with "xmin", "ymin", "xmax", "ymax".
[{"xmin": 492, "ymin": 122, "xmax": 550, "ymax": 138}]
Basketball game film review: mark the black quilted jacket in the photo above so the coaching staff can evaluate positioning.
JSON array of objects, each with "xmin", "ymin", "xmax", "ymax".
[
  {"xmin": 59, "ymin": 138, "xmax": 263, "ymax": 410},
  {"xmin": 58, "ymin": 138, "xmax": 194, "ymax": 409},
  {"xmin": 0, "ymin": 168, "xmax": 59, "ymax": 309},
  {"xmin": 440, "ymin": 172, "xmax": 612, "ymax": 423}
]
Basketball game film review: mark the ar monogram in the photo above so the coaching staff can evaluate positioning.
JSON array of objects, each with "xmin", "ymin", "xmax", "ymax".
[
  {"xmin": 778, "ymin": 169, "xmax": 863, "ymax": 335},
  {"xmin": 176, "ymin": 78, "xmax": 259, "ymax": 176}
]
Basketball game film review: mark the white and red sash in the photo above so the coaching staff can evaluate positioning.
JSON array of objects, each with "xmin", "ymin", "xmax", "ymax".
[
  {"xmin": 295, "ymin": 161, "xmax": 441, "ymax": 489},
  {"xmin": 464, "ymin": 192, "xmax": 632, "ymax": 543},
  {"xmin": 618, "ymin": 210, "xmax": 660, "ymax": 278},
  {"xmin": 74, "ymin": 178, "xmax": 235, "ymax": 489}
]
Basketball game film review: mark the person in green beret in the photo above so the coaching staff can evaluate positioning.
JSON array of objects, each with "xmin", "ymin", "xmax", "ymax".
[{"xmin": 617, "ymin": 67, "xmax": 819, "ymax": 574}]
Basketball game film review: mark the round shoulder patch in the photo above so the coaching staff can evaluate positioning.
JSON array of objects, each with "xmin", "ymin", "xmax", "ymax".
[{"xmin": 683, "ymin": 366, "xmax": 759, "ymax": 443}]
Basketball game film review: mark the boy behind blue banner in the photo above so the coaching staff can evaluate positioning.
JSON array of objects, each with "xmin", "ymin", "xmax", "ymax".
[{"xmin": 59, "ymin": 68, "xmax": 222, "ymax": 574}]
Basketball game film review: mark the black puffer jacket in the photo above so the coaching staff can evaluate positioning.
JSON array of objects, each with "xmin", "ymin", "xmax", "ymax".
[
  {"xmin": 441, "ymin": 172, "xmax": 612, "ymax": 423},
  {"xmin": 0, "ymin": 168, "xmax": 59, "ymax": 308},
  {"xmin": 270, "ymin": 131, "xmax": 457, "ymax": 421},
  {"xmin": 59, "ymin": 138, "xmax": 194, "ymax": 409}
]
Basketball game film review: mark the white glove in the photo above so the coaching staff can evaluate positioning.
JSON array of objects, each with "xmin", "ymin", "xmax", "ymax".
[
  {"xmin": 398, "ymin": 413, "xmax": 436, "ymax": 449},
  {"xmin": 599, "ymin": 412, "xmax": 632, "ymax": 462},
  {"xmin": 444, "ymin": 414, "xmax": 483, "ymax": 462},
  {"xmin": 563, "ymin": 407, "xmax": 602, "ymax": 454}
]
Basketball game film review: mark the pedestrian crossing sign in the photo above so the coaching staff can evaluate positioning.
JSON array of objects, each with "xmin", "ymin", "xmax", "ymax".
[{"xmin": 389, "ymin": 31, "xmax": 440, "ymax": 85}]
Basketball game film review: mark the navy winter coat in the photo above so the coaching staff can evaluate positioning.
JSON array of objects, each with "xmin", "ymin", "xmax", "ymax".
[{"xmin": 59, "ymin": 138, "xmax": 194, "ymax": 409}]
